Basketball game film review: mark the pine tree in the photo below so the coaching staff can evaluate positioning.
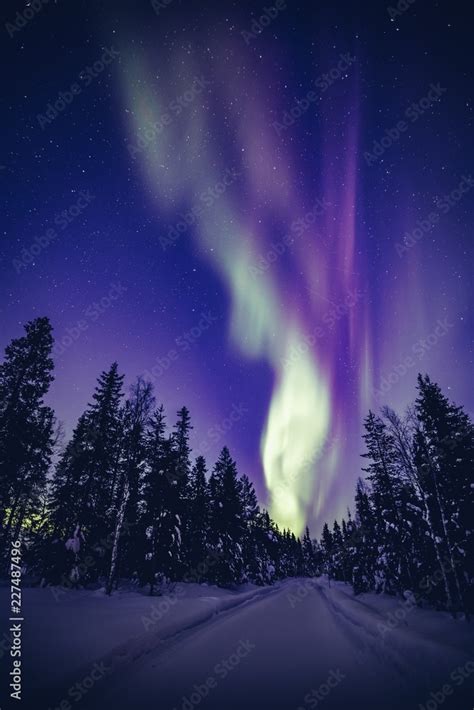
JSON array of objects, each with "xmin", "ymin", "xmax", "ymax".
[
  {"xmin": 85, "ymin": 362, "xmax": 125, "ymax": 531},
  {"xmin": 294, "ymin": 535, "xmax": 305, "ymax": 577},
  {"xmin": 278, "ymin": 530, "xmax": 292, "ymax": 578},
  {"xmin": 49, "ymin": 414, "xmax": 92, "ymax": 537},
  {"xmin": 239, "ymin": 474, "xmax": 259, "ymax": 580},
  {"xmin": 48, "ymin": 363, "xmax": 124, "ymax": 583},
  {"xmin": 351, "ymin": 478, "xmax": 377, "ymax": 593},
  {"xmin": 362, "ymin": 411, "xmax": 413, "ymax": 594},
  {"xmin": 381, "ymin": 407, "xmax": 435, "ymax": 597},
  {"xmin": 186, "ymin": 456, "xmax": 210, "ymax": 577},
  {"xmin": 208, "ymin": 447, "xmax": 245, "ymax": 586},
  {"xmin": 140, "ymin": 407, "xmax": 181, "ymax": 592},
  {"xmin": 172, "ymin": 406, "xmax": 193, "ymax": 573},
  {"xmin": 172, "ymin": 406, "xmax": 192, "ymax": 488},
  {"xmin": 318, "ymin": 522, "xmax": 337, "ymax": 585},
  {"xmin": 341, "ymin": 514, "xmax": 356, "ymax": 582},
  {"xmin": 12, "ymin": 330, "xmax": 467, "ymax": 607},
  {"xmin": 0, "ymin": 317, "xmax": 55, "ymax": 551},
  {"xmin": 302, "ymin": 526, "xmax": 316, "ymax": 577},
  {"xmin": 251, "ymin": 510, "xmax": 278, "ymax": 584},
  {"xmin": 331, "ymin": 520, "xmax": 346, "ymax": 582},
  {"xmin": 414, "ymin": 374, "xmax": 474, "ymax": 612},
  {"xmin": 106, "ymin": 378, "xmax": 154, "ymax": 594}
]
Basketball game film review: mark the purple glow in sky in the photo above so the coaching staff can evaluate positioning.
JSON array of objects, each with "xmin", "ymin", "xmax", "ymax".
[{"xmin": 1, "ymin": 0, "xmax": 472, "ymax": 534}]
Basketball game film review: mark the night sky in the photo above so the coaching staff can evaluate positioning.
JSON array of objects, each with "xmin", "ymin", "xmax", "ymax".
[{"xmin": 1, "ymin": 0, "xmax": 473, "ymax": 535}]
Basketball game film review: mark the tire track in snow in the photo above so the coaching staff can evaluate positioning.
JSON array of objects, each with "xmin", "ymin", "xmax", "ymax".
[
  {"xmin": 44, "ymin": 582, "xmax": 288, "ymax": 709},
  {"xmin": 313, "ymin": 580, "xmax": 470, "ymax": 694}
]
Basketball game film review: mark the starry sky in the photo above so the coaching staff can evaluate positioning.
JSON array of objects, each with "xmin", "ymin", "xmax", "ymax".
[{"xmin": 1, "ymin": 0, "xmax": 473, "ymax": 535}]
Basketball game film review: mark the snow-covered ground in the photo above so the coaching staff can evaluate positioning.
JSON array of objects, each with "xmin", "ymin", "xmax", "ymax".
[{"xmin": 1, "ymin": 578, "xmax": 473, "ymax": 709}]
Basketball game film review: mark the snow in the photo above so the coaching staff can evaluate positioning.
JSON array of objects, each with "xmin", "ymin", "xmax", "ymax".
[
  {"xmin": 2, "ymin": 579, "xmax": 473, "ymax": 709},
  {"xmin": 0, "ymin": 581, "xmax": 276, "ymax": 703}
]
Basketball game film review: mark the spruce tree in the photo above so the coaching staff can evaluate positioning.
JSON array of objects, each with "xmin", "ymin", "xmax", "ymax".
[
  {"xmin": 320, "ymin": 522, "xmax": 334, "ymax": 582},
  {"xmin": 341, "ymin": 510, "xmax": 357, "ymax": 587},
  {"xmin": 0, "ymin": 317, "xmax": 55, "ymax": 550},
  {"xmin": 352, "ymin": 478, "xmax": 377, "ymax": 593},
  {"xmin": 362, "ymin": 411, "xmax": 413, "ymax": 594},
  {"xmin": 302, "ymin": 526, "xmax": 316, "ymax": 577},
  {"xmin": 49, "ymin": 414, "xmax": 92, "ymax": 537},
  {"xmin": 381, "ymin": 407, "xmax": 435, "ymax": 596},
  {"xmin": 240, "ymin": 473, "xmax": 259, "ymax": 580},
  {"xmin": 251, "ymin": 510, "xmax": 278, "ymax": 584},
  {"xmin": 85, "ymin": 362, "xmax": 125, "ymax": 530},
  {"xmin": 106, "ymin": 378, "xmax": 154, "ymax": 593},
  {"xmin": 48, "ymin": 363, "xmax": 124, "ymax": 582},
  {"xmin": 414, "ymin": 374, "xmax": 474, "ymax": 612},
  {"xmin": 140, "ymin": 407, "xmax": 182, "ymax": 591},
  {"xmin": 186, "ymin": 456, "xmax": 210, "ymax": 578},
  {"xmin": 331, "ymin": 520, "xmax": 346, "ymax": 582},
  {"xmin": 171, "ymin": 406, "xmax": 192, "ymax": 488},
  {"xmin": 172, "ymin": 406, "xmax": 193, "ymax": 572},
  {"xmin": 208, "ymin": 447, "xmax": 245, "ymax": 586}
]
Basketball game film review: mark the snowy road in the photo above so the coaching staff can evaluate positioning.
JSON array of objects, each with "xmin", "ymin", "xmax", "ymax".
[{"xmin": 38, "ymin": 578, "xmax": 473, "ymax": 710}]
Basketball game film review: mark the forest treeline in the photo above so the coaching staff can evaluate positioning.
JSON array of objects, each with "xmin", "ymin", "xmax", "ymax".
[{"xmin": 0, "ymin": 317, "xmax": 473, "ymax": 613}]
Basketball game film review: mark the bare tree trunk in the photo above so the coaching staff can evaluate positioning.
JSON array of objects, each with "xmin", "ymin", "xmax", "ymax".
[
  {"xmin": 430, "ymin": 464, "xmax": 463, "ymax": 612},
  {"xmin": 106, "ymin": 481, "xmax": 129, "ymax": 596},
  {"xmin": 383, "ymin": 409, "xmax": 456, "ymax": 611},
  {"xmin": 413, "ymin": 425, "xmax": 463, "ymax": 612}
]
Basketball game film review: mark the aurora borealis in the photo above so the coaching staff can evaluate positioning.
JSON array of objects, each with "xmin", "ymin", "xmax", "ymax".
[{"xmin": 1, "ymin": 0, "xmax": 473, "ymax": 535}]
